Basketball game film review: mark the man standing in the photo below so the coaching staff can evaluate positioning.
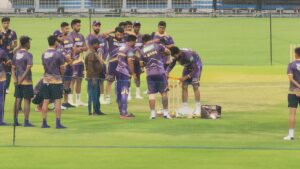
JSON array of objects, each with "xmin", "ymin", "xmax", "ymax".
[
  {"xmin": 0, "ymin": 34, "xmax": 8, "ymax": 125},
  {"xmin": 105, "ymin": 27, "xmax": 125, "ymax": 104},
  {"xmin": 140, "ymin": 34, "xmax": 172, "ymax": 119},
  {"xmin": 57, "ymin": 22, "xmax": 76, "ymax": 108},
  {"xmin": 132, "ymin": 21, "xmax": 143, "ymax": 99},
  {"xmin": 283, "ymin": 47, "xmax": 300, "ymax": 140},
  {"xmin": 167, "ymin": 47, "xmax": 203, "ymax": 117},
  {"xmin": 41, "ymin": 35, "xmax": 66, "ymax": 129},
  {"xmin": 69, "ymin": 19, "xmax": 88, "ymax": 106},
  {"xmin": 85, "ymin": 38, "xmax": 105, "ymax": 116},
  {"xmin": 152, "ymin": 21, "xmax": 175, "ymax": 69},
  {"xmin": 1, "ymin": 17, "xmax": 17, "ymax": 94},
  {"xmin": 12, "ymin": 36, "xmax": 34, "ymax": 127},
  {"xmin": 86, "ymin": 21, "xmax": 109, "ymax": 104},
  {"xmin": 115, "ymin": 35, "xmax": 137, "ymax": 119}
]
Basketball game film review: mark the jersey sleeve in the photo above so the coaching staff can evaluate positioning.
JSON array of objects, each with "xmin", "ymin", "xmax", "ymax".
[
  {"xmin": 12, "ymin": 31, "xmax": 17, "ymax": 41},
  {"xmin": 27, "ymin": 53, "xmax": 33, "ymax": 66},
  {"xmin": 288, "ymin": 63, "xmax": 293, "ymax": 75}
]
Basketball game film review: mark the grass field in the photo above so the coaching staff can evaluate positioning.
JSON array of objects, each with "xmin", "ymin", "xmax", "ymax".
[{"xmin": 1, "ymin": 17, "xmax": 300, "ymax": 169}]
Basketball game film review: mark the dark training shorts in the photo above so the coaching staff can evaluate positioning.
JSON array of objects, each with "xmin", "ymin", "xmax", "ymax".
[
  {"xmin": 42, "ymin": 84, "xmax": 63, "ymax": 100},
  {"xmin": 14, "ymin": 85, "xmax": 34, "ymax": 99},
  {"xmin": 288, "ymin": 94, "xmax": 300, "ymax": 108}
]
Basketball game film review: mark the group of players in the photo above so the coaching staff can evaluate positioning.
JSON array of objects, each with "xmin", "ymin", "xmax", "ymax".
[{"xmin": 0, "ymin": 17, "xmax": 203, "ymax": 129}]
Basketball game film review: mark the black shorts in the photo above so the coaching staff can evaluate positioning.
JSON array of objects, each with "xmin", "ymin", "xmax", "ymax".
[
  {"xmin": 42, "ymin": 84, "xmax": 63, "ymax": 100},
  {"xmin": 14, "ymin": 85, "xmax": 34, "ymax": 99},
  {"xmin": 288, "ymin": 94, "xmax": 300, "ymax": 108}
]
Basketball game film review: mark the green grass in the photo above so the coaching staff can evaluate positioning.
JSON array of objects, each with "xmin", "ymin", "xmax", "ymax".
[{"xmin": 1, "ymin": 17, "xmax": 300, "ymax": 168}]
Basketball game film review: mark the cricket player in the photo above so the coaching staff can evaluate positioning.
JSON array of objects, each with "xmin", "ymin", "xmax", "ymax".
[
  {"xmin": 85, "ymin": 38, "xmax": 106, "ymax": 116},
  {"xmin": 12, "ymin": 36, "xmax": 34, "ymax": 127},
  {"xmin": 105, "ymin": 26, "xmax": 126, "ymax": 104},
  {"xmin": 0, "ymin": 34, "xmax": 8, "ymax": 125},
  {"xmin": 167, "ymin": 46, "xmax": 202, "ymax": 117},
  {"xmin": 41, "ymin": 35, "xmax": 66, "ymax": 129},
  {"xmin": 115, "ymin": 35, "xmax": 137, "ymax": 119},
  {"xmin": 86, "ymin": 21, "xmax": 109, "ymax": 104},
  {"xmin": 140, "ymin": 34, "xmax": 172, "ymax": 119},
  {"xmin": 69, "ymin": 19, "xmax": 88, "ymax": 106},
  {"xmin": 152, "ymin": 21, "xmax": 175, "ymax": 69},
  {"xmin": 284, "ymin": 47, "xmax": 300, "ymax": 140},
  {"xmin": 57, "ymin": 22, "xmax": 76, "ymax": 108},
  {"xmin": 131, "ymin": 21, "xmax": 143, "ymax": 99},
  {"xmin": 1, "ymin": 17, "xmax": 17, "ymax": 94}
]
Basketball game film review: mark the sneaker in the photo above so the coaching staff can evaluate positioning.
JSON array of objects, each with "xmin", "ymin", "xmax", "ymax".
[
  {"xmin": 120, "ymin": 113, "xmax": 135, "ymax": 119},
  {"xmin": 76, "ymin": 100, "xmax": 87, "ymax": 107},
  {"xmin": 6, "ymin": 89, "xmax": 9, "ymax": 94},
  {"xmin": 61, "ymin": 105, "xmax": 67, "ymax": 110},
  {"xmin": 106, "ymin": 96, "xmax": 111, "ymax": 104},
  {"xmin": 135, "ymin": 94, "xmax": 143, "ymax": 99},
  {"xmin": 100, "ymin": 97, "xmax": 109, "ymax": 105},
  {"xmin": 0, "ymin": 122, "xmax": 9, "ymax": 126},
  {"xmin": 192, "ymin": 113, "xmax": 201, "ymax": 118},
  {"xmin": 62, "ymin": 103, "xmax": 74, "ymax": 108},
  {"xmin": 35, "ymin": 107, "xmax": 42, "ymax": 112},
  {"xmin": 94, "ymin": 112, "xmax": 106, "ymax": 116},
  {"xmin": 56, "ymin": 124, "xmax": 67, "ymax": 129},
  {"xmin": 150, "ymin": 114, "xmax": 156, "ymax": 120},
  {"xmin": 24, "ymin": 122, "xmax": 35, "ymax": 127},
  {"xmin": 164, "ymin": 114, "xmax": 172, "ymax": 119},
  {"xmin": 283, "ymin": 135, "xmax": 294, "ymax": 141},
  {"xmin": 128, "ymin": 95, "xmax": 132, "ymax": 101},
  {"xmin": 41, "ymin": 124, "xmax": 51, "ymax": 128}
]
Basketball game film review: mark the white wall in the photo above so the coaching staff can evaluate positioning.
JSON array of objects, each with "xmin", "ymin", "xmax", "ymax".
[{"xmin": 0, "ymin": 0, "xmax": 12, "ymax": 9}]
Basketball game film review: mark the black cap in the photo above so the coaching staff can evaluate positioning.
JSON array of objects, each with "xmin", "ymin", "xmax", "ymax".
[{"xmin": 89, "ymin": 38, "xmax": 99, "ymax": 46}]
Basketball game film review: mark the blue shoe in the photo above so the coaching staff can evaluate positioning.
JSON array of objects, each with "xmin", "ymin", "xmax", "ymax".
[
  {"xmin": 56, "ymin": 124, "xmax": 67, "ymax": 129},
  {"xmin": 41, "ymin": 124, "xmax": 51, "ymax": 128},
  {"xmin": 0, "ymin": 122, "xmax": 9, "ymax": 126},
  {"xmin": 24, "ymin": 122, "xmax": 35, "ymax": 127}
]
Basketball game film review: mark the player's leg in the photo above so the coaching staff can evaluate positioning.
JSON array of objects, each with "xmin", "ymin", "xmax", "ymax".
[
  {"xmin": 160, "ymin": 74, "xmax": 171, "ymax": 119},
  {"xmin": 192, "ymin": 84, "xmax": 201, "ymax": 116},
  {"xmin": 99, "ymin": 64, "xmax": 108, "ymax": 104},
  {"xmin": 52, "ymin": 84, "xmax": 66, "ymax": 129},
  {"xmin": 93, "ymin": 79, "xmax": 103, "ymax": 115},
  {"xmin": 75, "ymin": 64, "xmax": 86, "ymax": 106},
  {"xmin": 41, "ymin": 99, "xmax": 50, "ymax": 128},
  {"xmin": 106, "ymin": 61, "xmax": 117, "ymax": 104},
  {"xmin": 23, "ymin": 85, "xmax": 34, "ymax": 127},
  {"xmin": 284, "ymin": 94, "xmax": 298, "ymax": 140},
  {"xmin": 117, "ymin": 73, "xmax": 133, "ymax": 119},
  {"xmin": 147, "ymin": 75, "xmax": 157, "ymax": 119},
  {"xmin": 182, "ymin": 84, "xmax": 189, "ymax": 109},
  {"xmin": 0, "ymin": 81, "xmax": 6, "ymax": 125},
  {"xmin": 135, "ymin": 73, "xmax": 143, "ymax": 99},
  {"xmin": 87, "ymin": 79, "xmax": 93, "ymax": 115}
]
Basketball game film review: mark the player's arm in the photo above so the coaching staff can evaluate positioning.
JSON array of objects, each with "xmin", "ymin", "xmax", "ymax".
[
  {"xmin": 288, "ymin": 74, "xmax": 300, "ymax": 89},
  {"xmin": 101, "ymin": 29, "xmax": 115, "ymax": 37},
  {"xmin": 128, "ymin": 57, "xmax": 136, "ymax": 80},
  {"xmin": 81, "ymin": 40, "xmax": 88, "ymax": 52},
  {"xmin": 12, "ymin": 32, "xmax": 18, "ymax": 50},
  {"xmin": 18, "ymin": 65, "xmax": 32, "ymax": 85},
  {"xmin": 11, "ymin": 65, "xmax": 17, "ymax": 84},
  {"xmin": 96, "ymin": 52, "xmax": 105, "ymax": 65},
  {"xmin": 165, "ymin": 36, "xmax": 175, "ymax": 49}
]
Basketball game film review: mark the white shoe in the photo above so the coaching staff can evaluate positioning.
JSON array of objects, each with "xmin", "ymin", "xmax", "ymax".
[
  {"xmin": 61, "ymin": 105, "xmax": 67, "ymax": 110},
  {"xmin": 76, "ymin": 100, "xmax": 88, "ymax": 106},
  {"xmin": 150, "ymin": 112, "xmax": 156, "ymax": 119},
  {"xmin": 5, "ymin": 89, "xmax": 9, "ymax": 94},
  {"xmin": 128, "ymin": 95, "xmax": 132, "ymax": 101},
  {"xmin": 164, "ymin": 114, "xmax": 172, "ymax": 119},
  {"xmin": 106, "ymin": 97, "xmax": 111, "ymax": 104},
  {"xmin": 100, "ymin": 97, "xmax": 109, "ymax": 105},
  {"xmin": 283, "ymin": 135, "xmax": 294, "ymax": 141},
  {"xmin": 135, "ymin": 94, "xmax": 143, "ymax": 99}
]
